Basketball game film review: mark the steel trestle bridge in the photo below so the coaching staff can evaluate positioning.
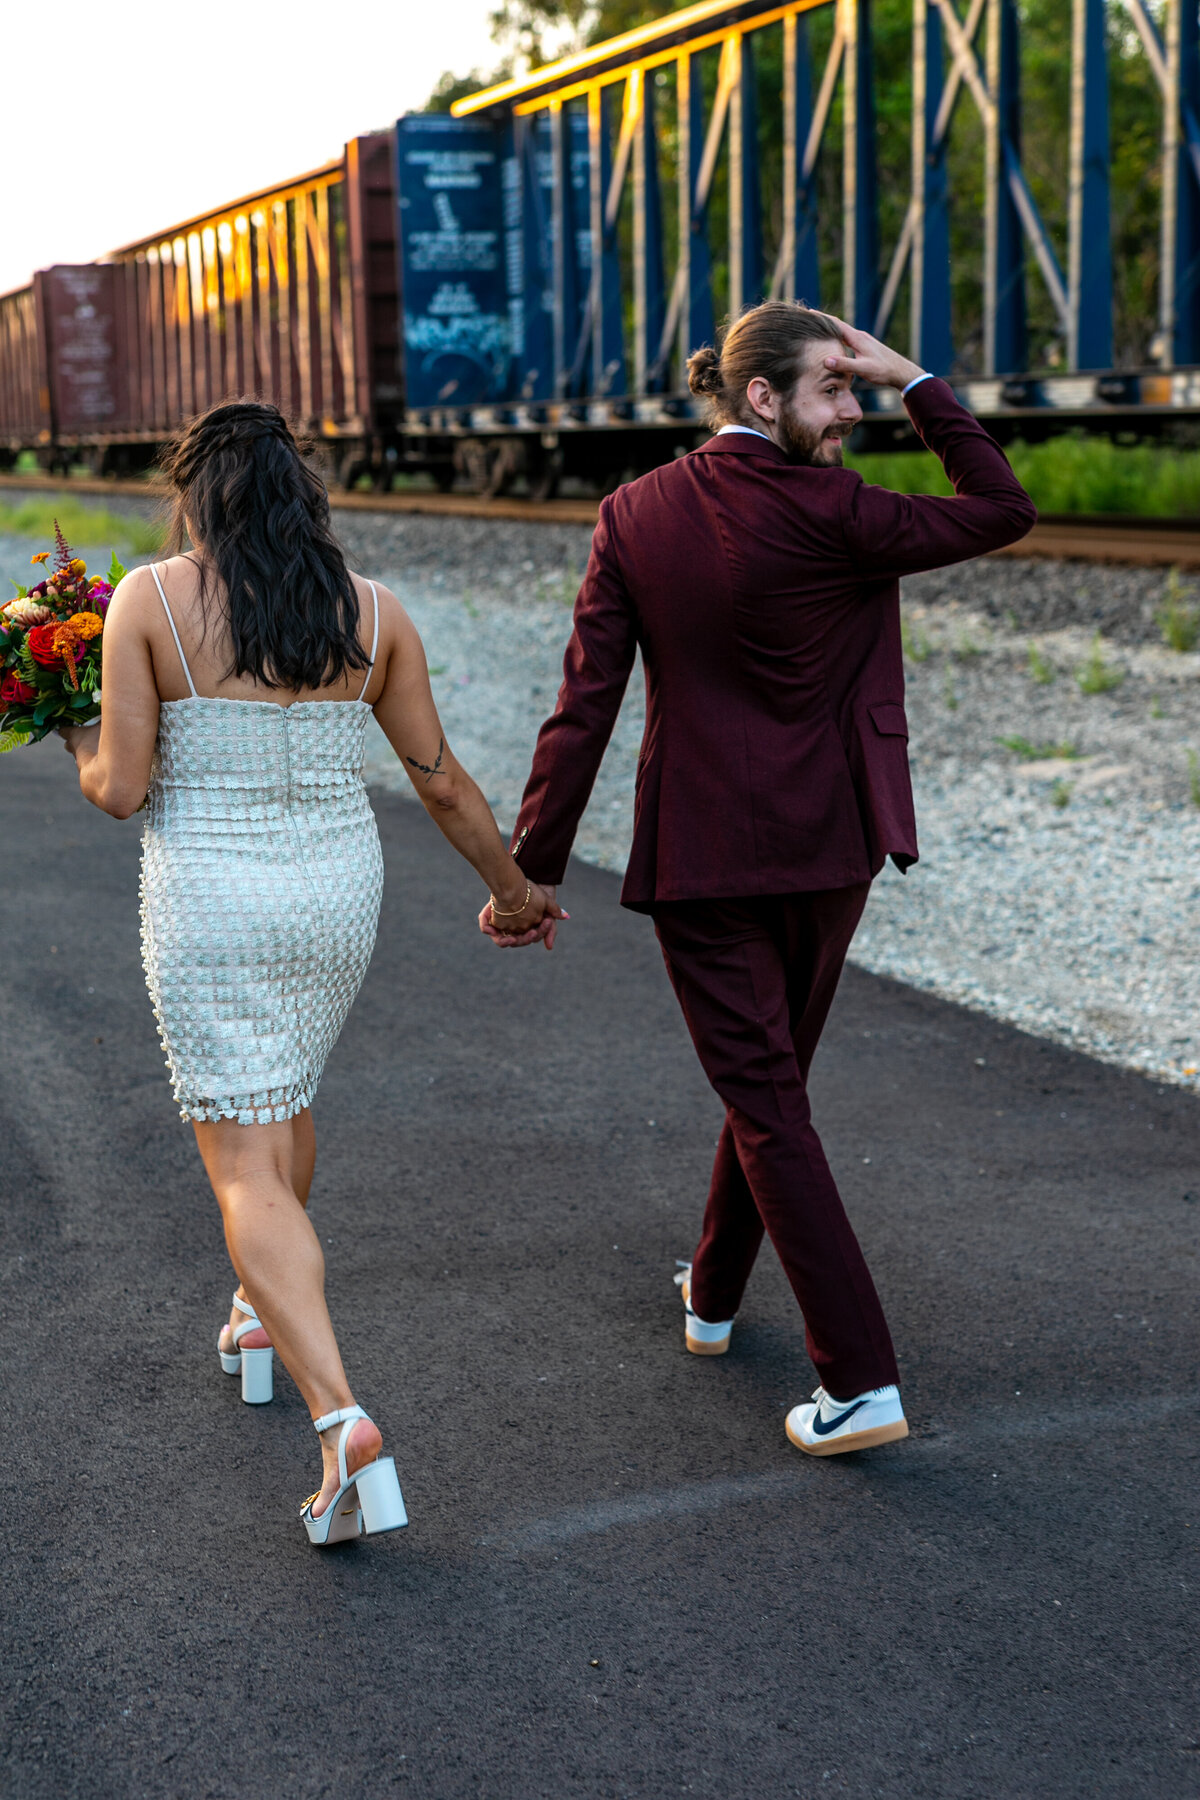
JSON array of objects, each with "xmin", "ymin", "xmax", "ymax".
[
  {"xmin": 6, "ymin": 1, "xmax": 1200, "ymax": 491},
  {"xmin": 418, "ymin": 0, "xmax": 1200, "ymax": 460}
]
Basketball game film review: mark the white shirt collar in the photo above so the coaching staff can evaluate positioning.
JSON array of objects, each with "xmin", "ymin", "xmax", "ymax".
[{"xmin": 716, "ymin": 424, "xmax": 773, "ymax": 440}]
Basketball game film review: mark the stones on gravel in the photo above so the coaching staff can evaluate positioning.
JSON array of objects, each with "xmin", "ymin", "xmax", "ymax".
[
  {"xmin": 330, "ymin": 513, "xmax": 1200, "ymax": 1098},
  {"xmin": 4, "ymin": 498, "xmax": 1196, "ymax": 1096}
]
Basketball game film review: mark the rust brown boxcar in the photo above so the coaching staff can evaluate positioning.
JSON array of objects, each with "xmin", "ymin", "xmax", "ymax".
[
  {"xmin": 0, "ymin": 284, "xmax": 50, "ymax": 456},
  {"xmin": 0, "ymin": 133, "xmax": 401, "ymax": 484}
]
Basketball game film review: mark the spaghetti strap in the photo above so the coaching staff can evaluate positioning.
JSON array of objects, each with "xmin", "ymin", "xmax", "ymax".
[
  {"xmin": 356, "ymin": 582, "xmax": 380, "ymax": 701},
  {"xmin": 148, "ymin": 563, "xmax": 198, "ymax": 697}
]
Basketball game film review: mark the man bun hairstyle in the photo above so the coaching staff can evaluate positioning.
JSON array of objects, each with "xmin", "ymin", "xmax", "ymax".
[
  {"xmin": 162, "ymin": 398, "xmax": 366, "ymax": 693},
  {"xmin": 686, "ymin": 300, "xmax": 844, "ymax": 426},
  {"xmin": 685, "ymin": 343, "xmax": 724, "ymax": 396}
]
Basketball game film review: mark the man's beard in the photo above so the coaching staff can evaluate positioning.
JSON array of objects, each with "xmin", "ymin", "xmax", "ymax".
[{"xmin": 777, "ymin": 408, "xmax": 847, "ymax": 466}]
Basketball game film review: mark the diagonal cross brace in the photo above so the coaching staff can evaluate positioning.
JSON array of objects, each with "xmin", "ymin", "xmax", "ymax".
[
  {"xmin": 769, "ymin": 17, "xmax": 847, "ymax": 300},
  {"xmin": 936, "ymin": 0, "xmax": 1068, "ymax": 328},
  {"xmin": 650, "ymin": 37, "xmax": 743, "ymax": 383},
  {"xmin": 875, "ymin": 0, "xmax": 985, "ymax": 337},
  {"xmin": 1124, "ymin": 0, "xmax": 1200, "ymax": 195}
]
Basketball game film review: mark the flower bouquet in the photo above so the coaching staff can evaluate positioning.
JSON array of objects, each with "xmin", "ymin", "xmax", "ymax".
[{"xmin": 0, "ymin": 523, "xmax": 124, "ymax": 752}]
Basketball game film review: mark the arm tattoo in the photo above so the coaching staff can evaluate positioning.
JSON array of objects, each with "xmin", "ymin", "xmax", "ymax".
[{"xmin": 407, "ymin": 737, "xmax": 446, "ymax": 783}]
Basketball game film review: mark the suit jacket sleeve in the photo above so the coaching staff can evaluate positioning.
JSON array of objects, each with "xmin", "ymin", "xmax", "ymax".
[
  {"xmin": 839, "ymin": 377, "xmax": 1038, "ymax": 577},
  {"xmin": 509, "ymin": 496, "xmax": 638, "ymax": 885}
]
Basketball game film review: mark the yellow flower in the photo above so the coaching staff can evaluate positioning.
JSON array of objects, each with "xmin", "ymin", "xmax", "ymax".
[
  {"xmin": 69, "ymin": 558, "xmax": 87, "ymax": 576},
  {"xmin": 31, "ymin": 551, "xmax": 50, "ymax": 565},
  {"xmin": 67, "ymin": 610, "xmax": 104, "ymax": 640}
]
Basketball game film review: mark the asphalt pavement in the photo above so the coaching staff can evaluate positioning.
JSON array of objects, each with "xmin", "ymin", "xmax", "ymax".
[{"xmin": 2, "ymin": 738, "xmax": 1197, "ymax": 1800}]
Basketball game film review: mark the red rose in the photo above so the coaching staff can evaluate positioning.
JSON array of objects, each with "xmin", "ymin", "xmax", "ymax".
[
  {"xmin": 0, "ymin": 672, "xmax": 36, "ymax": 711},
  {"xmin": 27, "ymin": 623, "xmax": 83, "ymax": 667}
]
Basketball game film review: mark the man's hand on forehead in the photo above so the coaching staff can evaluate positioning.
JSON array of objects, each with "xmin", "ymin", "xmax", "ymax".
[{"xmin": 818, "ymin": 317, "xmax": 924, "ymax": 392}]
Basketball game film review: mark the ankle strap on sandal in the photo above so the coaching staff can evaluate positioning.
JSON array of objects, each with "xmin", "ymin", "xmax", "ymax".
[
  {"xmin": 230, "ymin": 1290, "xmax": 265, "ymax": 1349},
  {"xmin": 312, "ymin": 1404, "xmax": 372, "ymax": 1492},
  {"xmin": 312, "ymin": 1404, "xmax": 367, "ymax": 1435}
]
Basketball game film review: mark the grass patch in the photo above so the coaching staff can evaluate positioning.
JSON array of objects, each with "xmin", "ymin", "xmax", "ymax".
[
  {"xmin": 1157, "ymin": 567, "xmax": 1200, "ymax": 652},
  {"xmin": 901, "ymin": 617, "xmax": 931, "ymax": 662},
  {"xmin": 997, "ymin": 735, "xmax": 1081, "ymax": 760},
  {"xmin": 1050, "ymin": 778, "xmax": 1073, "ymax": 809},
  {"xmin": 1076, "ymin": 633, "xmax": 1124, "ymax": 694},
  {"xmin": 0, "ymin": 498, "xmax": 163, "ymax": 556},
  {"xmin": 1189, "ymin": 749, "xmax": 1200, "ymax": 808},
  {"xmin": 847, "ymin": 431, "xmax": 1200, "ymax": 517},
  {"xmin": 1027, "ymin": 641, "xmax": 1056, "ymax": 684}
]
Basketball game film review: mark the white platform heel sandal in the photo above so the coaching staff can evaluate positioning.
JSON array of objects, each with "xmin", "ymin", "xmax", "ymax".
[
  {"xmin": 301, "ymin": 1405, "xmax": 408, "ymax": 1546},
  {"xmin": 216, "ymin": 1290, "xmax": 275, "ymax": 1405}
]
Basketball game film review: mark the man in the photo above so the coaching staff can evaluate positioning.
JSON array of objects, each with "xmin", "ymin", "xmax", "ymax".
[{"xmin": 482, "ymin": 304, "xmax": 1036, "ymax": 1455}]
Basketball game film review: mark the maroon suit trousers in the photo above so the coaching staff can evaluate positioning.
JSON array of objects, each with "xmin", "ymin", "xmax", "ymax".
[{"xmin": 652, "ymin": 885, "xmax": 899, "ymax": 1399}]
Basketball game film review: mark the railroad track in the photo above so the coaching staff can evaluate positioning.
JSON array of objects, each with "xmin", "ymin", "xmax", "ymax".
[{"xmin": 2, "ymin": 473, "xmax": 1198, "ymax": 565}]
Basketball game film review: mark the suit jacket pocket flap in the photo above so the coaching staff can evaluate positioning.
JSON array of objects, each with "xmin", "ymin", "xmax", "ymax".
[{"xmin": 868, "ymin": 703, "xmax": 909, "ymax": 738}]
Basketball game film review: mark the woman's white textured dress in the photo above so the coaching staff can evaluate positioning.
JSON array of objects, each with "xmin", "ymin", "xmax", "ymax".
[{"xmin": 139, "ymin": 568, "xmax": 384, "ymax": 1124}]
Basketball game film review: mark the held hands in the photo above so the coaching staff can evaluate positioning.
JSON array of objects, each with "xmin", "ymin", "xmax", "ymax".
[
  {"xmin": 478, "ymin": 881, "xmax": 568, "ymax": 952},
  {"xmin": 819, "ymin": 317, "xmax": 925, "ymax": 393}
]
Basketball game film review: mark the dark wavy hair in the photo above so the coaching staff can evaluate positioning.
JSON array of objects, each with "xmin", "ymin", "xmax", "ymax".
[{"xmin": 161, "ymin": 399, "xmax": 365, "ymax": 691}]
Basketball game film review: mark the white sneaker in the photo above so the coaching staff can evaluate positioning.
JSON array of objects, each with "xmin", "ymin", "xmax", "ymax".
[
  {"xmin": 785, "ymin": 1384, "xmax": 908, "ymax": 1456},
  {"xmin": 673, "ymin": 1260, "xmax": 733, "ymax": 1356}
]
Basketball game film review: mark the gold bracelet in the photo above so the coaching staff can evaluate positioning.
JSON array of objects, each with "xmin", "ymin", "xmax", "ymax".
[{"xmin": 489, "ymin": 882, "xmax": 532, "ymax": 917}]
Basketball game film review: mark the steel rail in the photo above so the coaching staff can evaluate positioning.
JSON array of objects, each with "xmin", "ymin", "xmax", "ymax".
[{"xmin": 4, "ymin": 475, "xmax": 1200, "ymax": 564}]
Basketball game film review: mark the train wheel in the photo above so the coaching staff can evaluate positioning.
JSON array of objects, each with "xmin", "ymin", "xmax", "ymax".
[
  {"xmin": 483, "ymin": 439, "xmax": 522, "ymax": 499},
  {"xmin": 527, "ymin": 446, "xmax": 562, "ymax": 504},
  {"xmin": 336, "ymin": 449, "xmax": 369, "ymax": 490}
]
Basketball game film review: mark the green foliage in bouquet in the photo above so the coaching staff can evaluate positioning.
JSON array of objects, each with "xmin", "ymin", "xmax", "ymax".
[{"xmin": 0, "ymin": 527, "xmax": 125, "ymax": 752}]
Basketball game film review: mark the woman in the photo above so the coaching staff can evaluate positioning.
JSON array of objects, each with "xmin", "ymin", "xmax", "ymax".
[{"xmin": 60, "ymin": 399, "xmax": 561, "ymax": 1545}]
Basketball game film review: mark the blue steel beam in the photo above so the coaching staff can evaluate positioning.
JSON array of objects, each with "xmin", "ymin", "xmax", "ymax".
[
  {"xmin": 729, "ymin": 33, "xmax": 765, "ymax": 314},
  {"xmin": 549, "ymin": 104, "xmax": 571, "ymax": 396},
  {"xmin": 779, "ymin": 12, "xmax": 822, "ymax": 303},
  {"xmin": 683, "ymin": 49, "xmax": 716, "ymax": 357},
  {"xmin": 1068, "ymin": 0, "xmax": 1112, "ymax": 371},
  {"xmin": 584, "ymin": 85, "xmax": 627, "ymax": 396},
  {"xmin": 985, "ymin": 0, "xmax": 1026, "ymax": 375},
  {"xmin": 633, "ymin": 70, "xmax": 666, "ymax": 391},
  {"xmin": 1170, "ymin": 0, "xmax": 1200, "ymax": 362},
  {"xmin": 773, "ymin": 10, "xmax": 845, "ymax": 302},
  {"xmin": 843, "ymin": 0, "xmax": 881, "ymax": 329},
  {"xmin": 911, "ymin": 0, "xmax": 953, "ymax": 372},
  {"xmin": 653, "ymin": 45, "xmax": 716, "ymax": 391},
  {"xmin": 516, "ymin": 116, "xmax": 553, "ymax": 399}
]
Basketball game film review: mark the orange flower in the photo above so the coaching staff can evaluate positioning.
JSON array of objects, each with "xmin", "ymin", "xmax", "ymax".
[
  {"xmin": 67, "ymin": 610, "xmax": 104, "ymax": 640},
  {"xmin": 31, "ymin": 551, "xmax": 50, "ymax": 565},
  {"xmin": 27, "ymin": 621, "xmax": 85, "ymax": 688}
]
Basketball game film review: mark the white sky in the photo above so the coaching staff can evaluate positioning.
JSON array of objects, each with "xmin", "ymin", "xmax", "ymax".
[{"xmin": 3, "ymin": 0, "xmax": 501, "ymax": 297}]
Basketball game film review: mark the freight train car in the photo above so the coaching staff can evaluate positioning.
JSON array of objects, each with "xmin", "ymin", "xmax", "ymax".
[
  {"xmin": 7, "ymin": 0, "xmax": 1200, "ymax": 497},
  {"xmin": 0, "ymin": 134, "xmax": 414, "ymax": 488}
]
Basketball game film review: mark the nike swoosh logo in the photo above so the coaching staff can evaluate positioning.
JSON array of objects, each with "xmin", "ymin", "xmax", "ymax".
[{"xmin": 811, "ymin": 1398, "xmax": 869, "ymax": 1436}]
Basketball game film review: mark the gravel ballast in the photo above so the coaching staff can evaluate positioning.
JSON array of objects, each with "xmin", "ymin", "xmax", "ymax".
[
  {"xmin": 330, "ymin": 512, "xmax": 1200, "ymax": 1096},
  {"xmin": 4, "ymin": 495, "xmax": 1198, "ymax": 1094}
]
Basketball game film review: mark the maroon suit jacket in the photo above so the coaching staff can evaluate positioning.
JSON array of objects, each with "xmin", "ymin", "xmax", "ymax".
[{"xmin": 510, "ymin": 377, "xmax": 1036, "ymax": 911}]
